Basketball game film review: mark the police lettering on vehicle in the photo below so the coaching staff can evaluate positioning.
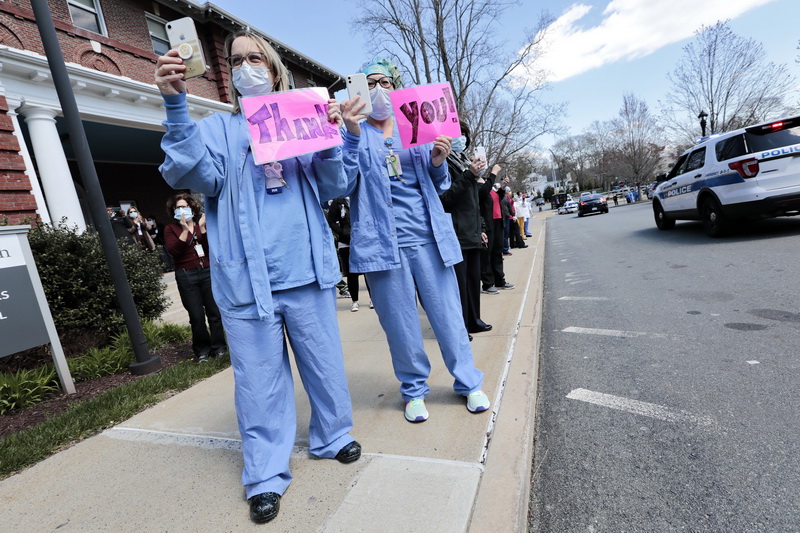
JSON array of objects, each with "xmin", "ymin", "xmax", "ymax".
[
  {"xmin": 666, "ymin": 185, "xmax": 693, "ymax": 198},
  {"xmin": 761, "ymin": 144, "xmax": 800, "ymax": 159}
]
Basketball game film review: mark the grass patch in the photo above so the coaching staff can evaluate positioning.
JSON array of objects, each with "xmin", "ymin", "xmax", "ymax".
[{"xmin": 0, "ymin": 355, "xmax": 229, "ymax": 479}]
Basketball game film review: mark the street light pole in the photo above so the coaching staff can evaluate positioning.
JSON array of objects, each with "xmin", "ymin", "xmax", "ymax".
[
  {"xmin": 698, "ymin": 110, "xmax": 708, "ymax": 137},
  {"xmin": 31, "ymin": 0, "xmax": 160, "ymax": 375}
]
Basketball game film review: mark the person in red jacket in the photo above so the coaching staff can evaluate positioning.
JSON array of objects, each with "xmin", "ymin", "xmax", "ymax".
[{"xmin": 164, "ymin": 193, "xmax": 226, "ymax": 362}]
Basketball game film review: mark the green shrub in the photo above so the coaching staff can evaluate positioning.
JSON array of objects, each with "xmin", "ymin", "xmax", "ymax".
[
  {"xmin": 0, "ymin": 366, "xmax": 59, "ymax": 415},
  {"xmin": 111, "ymin": 321, "xmax": 189, "ymax": 353},
  {"xmin": 67, "ymin": 347, "xmax": 133, "ymax": 382},
  {"xmin": 26, "ymin": 222, "xmax": 168, "ymax": 338},
  {"xmin": 154, "ymin": 322, "xmax": 192, "ymax": 345},
  {"xmin": 0, "ymin": 322, "xmax": 191, "ymax": 414}
]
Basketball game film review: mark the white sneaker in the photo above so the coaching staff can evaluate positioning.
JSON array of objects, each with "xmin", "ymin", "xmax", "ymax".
[
  {"xmin": 351, "ymin": 302, "xmax": 359, "ymax": 312},
  {"xmin": 369, "ymin": 300, "xmax": 374, "ymax": 309},
  {"xmin": 467, "ymin": 391, "xmax": 490, "ymax": 413},
  {"xmin": 404, "ymin": 398, "xmax": 429, "ymax": 422}
]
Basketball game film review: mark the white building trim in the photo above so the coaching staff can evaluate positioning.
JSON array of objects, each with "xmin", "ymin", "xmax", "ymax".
[{"xmin": 0, "ymin": 45, "xmax": 232, "ymax": 226}]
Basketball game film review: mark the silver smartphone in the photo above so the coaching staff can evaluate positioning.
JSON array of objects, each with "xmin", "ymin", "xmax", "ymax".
[
  {"xmin": 474, "ymin": 146, "xmax": 487, "ymax": 162},
  {"xmin": 346, "ymin": 73, "xmax": 373, "ymax": 115},
  {"xmin": 166, "ymin": 17, "xmax": 207, "ymax": 79}
]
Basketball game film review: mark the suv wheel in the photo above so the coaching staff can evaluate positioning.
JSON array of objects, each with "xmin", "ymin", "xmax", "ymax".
[
  {"xmin": 701, "ymin": 197, "xmax": 729, "ymax": 237},
  {"xmin": 653, "ymin": 202, "xmax": 675, "ymax": 230}
]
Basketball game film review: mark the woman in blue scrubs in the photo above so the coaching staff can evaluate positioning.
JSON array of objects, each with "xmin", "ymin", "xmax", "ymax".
[
  {"xmin": 339, "ymin": 58, "xmax": 490, "ymax": 423},
  {"xmin": 155, "ymin": 31, "xmax": 360, "ymax": 525}
]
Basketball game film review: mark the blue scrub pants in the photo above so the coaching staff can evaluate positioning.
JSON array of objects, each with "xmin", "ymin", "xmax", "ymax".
[
  {"xmin": 366, "ymin": 243, "xmax": 484, "ymax": 401},
  {"xmin": 221, "ymin": 283, "xmax": 355, "ymax": 499}
]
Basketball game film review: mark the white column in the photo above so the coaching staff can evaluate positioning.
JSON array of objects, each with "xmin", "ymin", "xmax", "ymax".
[
  {"xmin": 5, "ymin": 98, "xmax": 51, "ymax": 224},
  {"xmin": 18, "ymin": 104, "xmax": 85, "ymax": 231}
]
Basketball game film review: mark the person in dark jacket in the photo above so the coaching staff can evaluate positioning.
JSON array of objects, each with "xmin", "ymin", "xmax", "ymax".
[
  {"xmin": 327, "ymin": 197, "xmax": 371, "ymax": 312},
  {"xmin": 440, "ymin": 122, "xmax": 492, "ymax": 337},
  {"xmin": 478, "ymin": 171, "xmax": 515, "ymax": 293},
  {"xmin": 163, "ymin": 193, "xmax": 227, "ymax": 363}
]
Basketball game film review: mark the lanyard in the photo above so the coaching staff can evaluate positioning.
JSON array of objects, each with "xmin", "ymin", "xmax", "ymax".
[{"xmin": 384, "ymin": 137, "xmax": 407, "ymax": 184}]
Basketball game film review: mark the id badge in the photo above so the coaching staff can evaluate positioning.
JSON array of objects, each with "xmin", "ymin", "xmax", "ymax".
[
  {"xmin": 194, "ymin": 244, "xmax": 205, "ymax": 257},
  {"xmin": 264, "ymin": 162, "xmax": 286, "ymax": 195},
  {"xmin": 386, "ymin": 154, "xmax": 403, "ymax": 180}
]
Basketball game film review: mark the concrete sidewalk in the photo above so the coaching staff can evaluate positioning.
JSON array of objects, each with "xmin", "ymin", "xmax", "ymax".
[{"xmin": 0, "ymin": 215, "xmax": 547, "ymax": 532}]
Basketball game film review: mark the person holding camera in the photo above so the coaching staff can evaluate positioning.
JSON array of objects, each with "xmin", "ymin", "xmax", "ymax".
[
  {"xmin": 339, "ymin": 57, "xmax": 489, "ymax": 424},
  {"xmin": 164, "ymin": 193, "xmax": 226, "ymax": 363},
  {"xmin": 155, "ymin": 30, "xmax": 360, "ymax": 525},
  {"xmin": 440, "ymin": 120, "xmax": 492, "ymax": 338}
]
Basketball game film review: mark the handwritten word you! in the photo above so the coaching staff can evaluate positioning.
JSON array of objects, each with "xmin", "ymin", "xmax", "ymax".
[{"xmin": 399, "ymin": 86, "xmax": 457, "ymax": 145}]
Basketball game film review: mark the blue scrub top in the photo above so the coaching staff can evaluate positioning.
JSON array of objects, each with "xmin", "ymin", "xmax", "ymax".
[
  {"xmin": 250, "ymin": 154, "xmax": 316, "ymax": 291},
  {"xmin": 366, "ymin": 124, "xmax": 434, "ymax": 247}
]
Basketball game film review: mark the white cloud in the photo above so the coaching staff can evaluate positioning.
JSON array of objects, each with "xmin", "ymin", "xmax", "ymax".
[{"xmin": 523, "ymin": 0, "xmax": 778, "ymax": 82}]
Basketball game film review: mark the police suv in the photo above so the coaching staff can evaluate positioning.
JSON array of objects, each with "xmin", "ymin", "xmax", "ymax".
[{"xmin": 652, "ymin": 115, "xmax": 800, "ymax": 237}]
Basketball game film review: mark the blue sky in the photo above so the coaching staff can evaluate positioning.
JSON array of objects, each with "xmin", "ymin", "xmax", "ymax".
[{"xmin": 208, "ymin": 0, "xmax": 800, "ymax": 148}]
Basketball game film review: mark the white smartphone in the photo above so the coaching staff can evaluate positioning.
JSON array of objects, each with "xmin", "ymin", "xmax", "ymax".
[
  {"xmin": 474, "ymin": 146, "xmax": 487, "ymax": 162},
  {"xmin": 165, "ymin": 17, "xmax": 207, "ymax": 79},
  {"xmin": 346, "ymin": 73, "xmax": 373, "ymax": 116}
]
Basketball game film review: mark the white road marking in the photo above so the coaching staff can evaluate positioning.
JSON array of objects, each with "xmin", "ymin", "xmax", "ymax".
[
  {"xmin": 566, "ymin": 388, "xmax": 715, "ymax": 426},
  {"xmin": 568, "ymin": 279, "xmax": 592, "ymax": 285},
  {"xmin": 562, "ymin": 326, "xmax": 669, "ymax": 338},
  {"xmin": 559, "ymin": 296, "xmax": 609, "ymax": 301},
  {"xmin": 746, "ymin": 360, "xmax": 760, "ymax": 365}
]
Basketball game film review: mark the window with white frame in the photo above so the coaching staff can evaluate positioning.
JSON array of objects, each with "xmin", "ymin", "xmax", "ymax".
[
  {"xmin": 68, "ymin": 0, "xmax": 106, "ymax": 35},
  {"xmin": 146, "ymin": 14, "xmax": 170, "ymax": 56}
]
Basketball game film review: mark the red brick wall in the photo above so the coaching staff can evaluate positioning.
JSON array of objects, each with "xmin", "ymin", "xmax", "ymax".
[
  {"xmin": 0, "ymin": 1, "xmax": 222, "ymax": 100},
  {"xmin": 0, "ymin": 97, "xmax": 37, "ymax": 224}
]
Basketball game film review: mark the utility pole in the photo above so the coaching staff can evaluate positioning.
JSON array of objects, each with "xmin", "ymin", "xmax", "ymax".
[{"xmin": 31, "ymin": 0, "xmax": 160, "ymax": 374}]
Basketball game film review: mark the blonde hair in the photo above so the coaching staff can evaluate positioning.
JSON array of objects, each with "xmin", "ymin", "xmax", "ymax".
[{"xmin": 224, "ymin": 31, "xmax": 289, "ymax": 114}]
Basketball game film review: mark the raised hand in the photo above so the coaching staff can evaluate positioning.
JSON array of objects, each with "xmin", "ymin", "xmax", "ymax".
[
  {"xmin": 155, "ymin": 49, "xmax": 187, "ymax": 95},
  {"xmin": 340, "ymin": 96, "xmax": 368, "ymax": 136},
  {"xmin": 431, "ymin": 136, "xmax": 452, "ymax": 168}
]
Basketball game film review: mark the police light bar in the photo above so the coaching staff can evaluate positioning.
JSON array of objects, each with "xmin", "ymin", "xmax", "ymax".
[{"xmin": 748, "ymin": 116, "xmax": 800, "ymax": 134}]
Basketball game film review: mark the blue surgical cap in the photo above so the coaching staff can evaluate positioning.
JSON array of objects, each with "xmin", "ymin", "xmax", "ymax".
[{"xmin": 359, "ymin": 57, "xmax": 404, "ymax": 89}]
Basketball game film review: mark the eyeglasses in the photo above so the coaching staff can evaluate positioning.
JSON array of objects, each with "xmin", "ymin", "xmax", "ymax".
[
  {"xmin": 225, "ymin": 52, "xmax": 268, "ymax": 69},
  {"xmin": 367, "ymin": 77, "xmax": 394, "ymax": 90}
]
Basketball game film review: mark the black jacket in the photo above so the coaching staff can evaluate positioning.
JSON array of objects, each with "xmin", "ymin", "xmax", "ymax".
[
  {"xmin": 440, "ymin": 152, "xmax": 485, "ymax": 250},
  {"xmin": 478, "ymin": 171, "xmax": 500, "ymax": 232},
  {"xmin": 326, "ymin": 197, "xmax": 351, "ymax": 246}
]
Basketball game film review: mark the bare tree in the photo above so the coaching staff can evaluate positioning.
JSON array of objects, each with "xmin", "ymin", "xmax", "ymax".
[
  {"xmin": 664, "ymin": 21, "xmax": 795, "ymax": 142},
  {"xmin": 353, "ymin": 0, "xmax": 564, "ymax": 164},
  {"xmin": 612, "ymin": 93, "xmax": 664, "ymax": 183}
]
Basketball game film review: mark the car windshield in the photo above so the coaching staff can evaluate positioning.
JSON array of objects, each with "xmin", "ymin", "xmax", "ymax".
[{"xmin": 585, "ymin": 194, "xmax": 602, "ymax": 201}]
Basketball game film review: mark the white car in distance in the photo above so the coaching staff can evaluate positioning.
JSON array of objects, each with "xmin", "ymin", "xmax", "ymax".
[{"xmin": 558, "ymin": 200, "xmax": 578, "ymax": 214}]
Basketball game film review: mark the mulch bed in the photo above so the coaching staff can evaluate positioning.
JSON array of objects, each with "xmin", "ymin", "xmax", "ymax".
[{"xmin": 0, "ymin": 341, "xmax": 194, "ymax": 440}]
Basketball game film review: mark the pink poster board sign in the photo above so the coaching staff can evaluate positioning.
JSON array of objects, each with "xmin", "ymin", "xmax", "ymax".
[
  {"xmin": 389, "ymin": 83, "xmax": 461, "ymax": 149},
  {"xmin": 240, "ymin": 87, "xmax": 342, "ymax": 164}
]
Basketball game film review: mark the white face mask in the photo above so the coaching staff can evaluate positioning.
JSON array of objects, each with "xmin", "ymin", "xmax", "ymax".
[
  {"xmin": 369, "ymin": 86, "xmax": 393, "ymax": 120},
  {"xmin": 174, "ymin": 207, "xmax": 193, "ymax": 220},
  {"xmin": 451, "ymin": 136, "xmax": 467, "ymax": 154},
  {"xmin": 233, "ymin": 62, "xmax": 273, "ymax": 97}
]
